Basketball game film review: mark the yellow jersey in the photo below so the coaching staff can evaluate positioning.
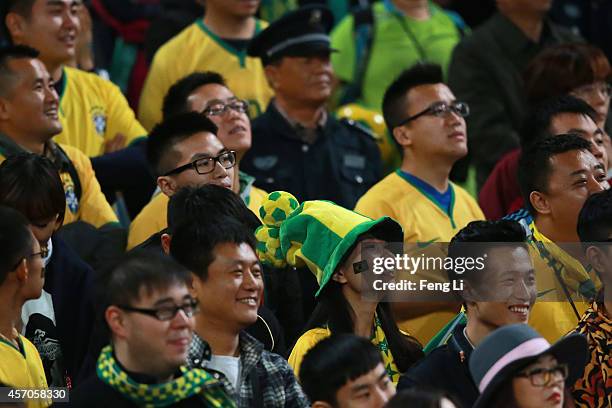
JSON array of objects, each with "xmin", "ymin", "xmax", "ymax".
[
  {"xmin": 0, "ymin": 331, "xmax": 50, "ymax": 408},
  {"xmin": 54, "ymin": 67, "xmax": 146, "ymax": 157},
  {"xmin": 138, "ymin": 19, "xmax": 274, "ymax": 131},
  {"xmin": 354, "ymin": 170, "xmax": 484, "ymax": 344},
  {"xmin": 0, "ymin": 137, "xmax": 118, "ymax": 229},
  {"xmin": 128, "ymin": 175, "xmax": 268, "ymax": 249}
]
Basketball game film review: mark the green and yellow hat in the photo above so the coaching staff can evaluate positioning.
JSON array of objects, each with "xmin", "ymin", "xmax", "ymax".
[{"xmin": 255, "ymin": 191, "xmax": 403, "ymax": 296}]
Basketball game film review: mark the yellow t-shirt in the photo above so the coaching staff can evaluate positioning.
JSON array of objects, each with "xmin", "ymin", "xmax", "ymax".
[
  {"xmin": 127, "ymin": 183, "xmax": 267, "ymax": 250},
  {"xmin": 138, "ymin": 19, "xmax": 274, "ymax": 131},
  {"xmin": 0, "ymin": 143, "xmax": 118, "ymax": 228},
  {"xmin": 354, "ymin": 170, "xmax": 484, "ymax": 344},
  {"xmin": 54, "ymin": 67, "xmax": 146, "ymax": 157},
  {"xmin": 0, "ymin": 332, "xmax": 50, "ymax": 408},
  {"xmin": 527, "ymin": 224, "xmax": 595, "ymax": 343}
]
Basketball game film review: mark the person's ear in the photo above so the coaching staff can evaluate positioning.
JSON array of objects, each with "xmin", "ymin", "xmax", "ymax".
[
  {"xmin": 160, "ymin": 233, "xmax": 172, "ymax": 255},
  {"xmin": 264, "ymin": 64, "xmax": 280, "ymax": 90},
  {"xmin": 14, "ymin": 258, "xmax": 28, "ymax": 283},
  {"xmin": 332, "ymin": 268, "xmax": 348, "ymax": 284},
  {"xmin": 4, "ymin": 12, "xmax": 27, "ymax": 43},
  {"xmin": 392, "ymin": 125, "xmax": 412, "ymax": 149},
  {"xmin": 529, "ymin": 191, "xmax": 551, "ymax": 215},
  {"xmin": 157, "ymin": 176, "xmax": 178, "ymax": 196},
  {"xmin": 585, "ymin": 246, "xmax": 606, "ymax": 274},
  {"xmin": 0, "ymin": 97, "xmax": 11, "ymax": 121},
  {"xmin": 312, "ymin": 402, "xmax": 334, "ymax": 408},
  {"xmin": 105, "ymin": 306, "xmax": 128, "ymax": 339}
]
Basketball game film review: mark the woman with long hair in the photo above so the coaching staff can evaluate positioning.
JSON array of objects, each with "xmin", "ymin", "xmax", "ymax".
[{"xmin": 255, "ymin": 191, "xmax": 423, "ymax": 384}]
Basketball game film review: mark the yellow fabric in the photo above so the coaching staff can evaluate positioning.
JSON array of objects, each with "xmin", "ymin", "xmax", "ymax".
[
  {"xmin": 354, "ymin": 171, "xmax": 484, "ymax": 344},
  {"xmin": 127, "ymin": 186, "xmax": 267, "ymax": 250},
  {"xmin": 527, "ymin": 223, "xmax": 594, "ymax": 343},
  {"xmin": 0, "ymin": 145, "xmax": 117, "ymax": 228},
  {"xmin": 0, "ymin": 333, "xmax": 50, "ymax": 408},
  {"xmin": 55, "ymin": 67, "xmax": 146, "ymax": 157},
  {"xmin": 288, "ymin": 322, "xmax": 401, "ymax": 385},
  {"xmin": 138, "ymin": 20, "xmax": 274, "ymax": 131}
]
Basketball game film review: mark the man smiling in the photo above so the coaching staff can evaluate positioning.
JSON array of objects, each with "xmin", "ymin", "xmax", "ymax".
[{"xmin": 171, "ymin": 217, "xmax": 308, "ymax": 407}]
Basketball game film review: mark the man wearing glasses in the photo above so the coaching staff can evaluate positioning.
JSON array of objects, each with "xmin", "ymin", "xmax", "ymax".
[
  {"xmin": 70, "ymin": 253, "xmax": 234, "ymax": 407},
  {"xmin": 0, "ymin": 206, "xmax": 48, "ymax": 403},
  {"xmin": 127, "ymin": 73, "xmax": 268, "ymax": 250},
  {"xmin": 355, "ymin": 63, "xmax": 484, "ymax": 345},
  {"xmin": 127, "ymin": 112, "xmax": 237, "ymax": 249},
  {"xmin": 243, "ymin": 6, "xmax": 383, "ymax": 210}
]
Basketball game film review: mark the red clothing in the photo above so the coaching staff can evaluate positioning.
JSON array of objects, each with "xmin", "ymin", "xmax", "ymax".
[{"xmin": 478, "ymin": 148, "xmax": 523, "ymax": 220}]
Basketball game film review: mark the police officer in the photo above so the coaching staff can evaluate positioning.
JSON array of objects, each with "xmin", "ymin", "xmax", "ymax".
[{"xmin": 242, "ymin": 5, "xmax": 382, "ymax": 209}]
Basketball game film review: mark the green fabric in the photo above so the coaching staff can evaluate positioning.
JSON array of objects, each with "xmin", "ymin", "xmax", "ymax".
[
  {"xmin": 96, "ymin": 345, "xmax": 234, "ymax": 408},
  {"xmin": 109, "ymin": 38, "xmax": 138, "ymax": 94},
  {"xmin": 331, "ymin": 1, "xmax": 464, "ymax": 111},
  {"xmin": 255, "ymin": 191, "xmax": 403, "ymax": 296},
  {"xmin": 195, "ymin": 20, "xmax": 264, "ymax": 67},
  {"xmin": 423, "ymin": 312, "xmax": 466, "ymax": 354}
]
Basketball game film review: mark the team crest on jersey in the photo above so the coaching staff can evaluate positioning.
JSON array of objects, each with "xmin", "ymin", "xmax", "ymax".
[
  {"xmin": 60, "ymin": 173, "xmax": 79, "ymax": 214},
  {"xmin": 91, "ymin": 106, "xmax": 107, "ymax": 136}
]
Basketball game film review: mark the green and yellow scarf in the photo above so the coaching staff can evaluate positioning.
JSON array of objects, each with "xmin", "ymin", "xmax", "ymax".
[
  {"xmin": 97, "ymin": 345, "xmax": 235, "ymax": 408},
  {"xmin": 371, "ymin": 315, "xmax": 400, "ymax": 384},
  {"xmin": 530, "ymin": 222, "xmax": 601, "ymax": 300}
]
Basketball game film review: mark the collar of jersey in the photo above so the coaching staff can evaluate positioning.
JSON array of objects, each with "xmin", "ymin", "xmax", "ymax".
[
  {"xmin": 395, "ymin": 169, "xmax": 456, "ymax": 228},
  {"xmin": 196, "ymin": 19, "xmax": 263, "ymax": 67}
]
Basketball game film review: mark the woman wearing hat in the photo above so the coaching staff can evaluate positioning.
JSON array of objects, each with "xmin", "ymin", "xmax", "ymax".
[
  {"xmin": 469, "ymin": 324, "xmax": 588, "ymax": 408},
  {"xmin": 255, "ymin": 191, "xmax": 423, "ymax": 384}
]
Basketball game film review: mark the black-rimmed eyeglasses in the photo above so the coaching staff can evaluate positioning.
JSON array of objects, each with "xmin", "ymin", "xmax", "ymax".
[
  {"xmin": 516, "ymin": 363, "xmax": 568, "ymax": 387},
  {"xmin": 396, "ymin": 101, "xmax": 469, "ymax": 127},
  {"xmin": 117, "ymin": 299, "xmax": 200, "ymax": 321},
  {"xmin": 163, "ymin": 151, "xmax": 236, "ymax": 177},
  {"xmin": 11, "ymin": 249, "xmax": 47, "ymax": 271},
  {"xmin": 202, "ymin": 100, "xmax": 249, "ymax": 117}
]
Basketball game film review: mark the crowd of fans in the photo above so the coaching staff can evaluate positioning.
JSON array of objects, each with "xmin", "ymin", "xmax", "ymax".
[{"xmin": 0, "ymin": 0, "xmax": 610, "ymax": 407}]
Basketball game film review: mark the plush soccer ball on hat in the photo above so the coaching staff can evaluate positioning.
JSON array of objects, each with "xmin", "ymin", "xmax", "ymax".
[{"xmin": 259, "ymin": 191, "xmax": 300, "ymax": 227}]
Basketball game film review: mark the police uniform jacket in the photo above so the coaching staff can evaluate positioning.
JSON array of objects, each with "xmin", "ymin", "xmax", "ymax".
[{"xmin": 242, "ymin": 102, "xmax": 382, "ymax": 209}]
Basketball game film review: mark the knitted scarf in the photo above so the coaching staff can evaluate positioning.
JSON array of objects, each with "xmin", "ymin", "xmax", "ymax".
[{"xmin": 97, "ymin": 345, "xmax": 235, "ymax": 408}]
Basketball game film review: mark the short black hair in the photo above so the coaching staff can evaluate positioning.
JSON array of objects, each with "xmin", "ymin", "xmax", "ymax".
[
  {"xmin": 577, "ymin": 189, "xmax": 612, "ymax": 243},
  {"xmin": 146, "ymin": 111, "xmax": 219, "ymax": 176},
  {"xmin": 0, "ymin": 45, "xmax": 39, "ymax": 96},
  {"xmin": 0, "ymin": 205, "xmax": 34, "ymax": 285},
  {"xmin": 299, "ymin": 334, "xmax": 384, "ymax": 405},
  {"xmin": 170, "ymin": 216, "xmax": 257, "ymax": 280},
  {"xmin": 520, "ymin": 94, "xmax": 599, "ymax": 149},
  {"xmin": 518, "ymin": 134, "xmax": 593, "ymax": 214},
  {"xmin": 167, "ymin": 185, "xmax": 260, "ymax": 234},
  {"xmin": 447, "ymin": 220, "xmax": 528, "ymax": 298},
  {"xmin": 382, "ymin": 63, "xmax": 443, "ymax": 130},
  {"xmin": 0, "ymin": 153, "xmax": 66, "ymax": 225},
  {"xmin": 162, "ymin": 72, "xmax": 226, "ymax": 120},
  {"xmin": 104, "ymin": 252, "xmax": 191, "ymax": 308}
]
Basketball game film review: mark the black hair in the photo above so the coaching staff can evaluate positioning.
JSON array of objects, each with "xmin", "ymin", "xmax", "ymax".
[
  {"xmin": 520, "ymin": 95, "xmax": 599, "ymax": 149},
  {"xmin": 162, "ymin": 71, "xmax": 226, "ymax": 120},
  {"xmin": 0, "ymin": 153, "xmax": 66, "ymax": 225},
  {"xmin": 382, "ymin": 63, "xmax": 444, "ymax": 130},
  {"xmin": 170, "ymin": 216, "xmax": 257, "ymax": 280},
  {"xmin": 4, "ymin": 0, "xmax": 35, "ymax": 18},
  {"xmin": 577, "ymin": 189, "xmax": 612, "ymax": 244},
  {"xmin": 146, "ymin": 111, "xmax": 219, "ymax": 176},
  {"xmin": 518, "ymin": 134, "xmax": 593, "ymax": 214},
  {"xmin": 0, "ymin": 45, "xmax": 39, "ymax": 96},
  {"xmin": 167, "ymin": 185, "xmax": 260, "ymax": 234},
  {"xmin": 299, "ymin": 334, "xmax": 384, "ymax": 405},
  {"xmin": 0, "ymin": 205, "xmax": 34, "ymax": 285},
  {"xmin": 104, "ymin": 252, "xmax": 191, "ymax": 308},
  {"xmin": 447, "ymin": 220, "xmax": 528, "ymax": 301},
  {"xmin": 305, "ymin": 280, "xmax": 423, "ymax": 374},
  {"xmin": 385, "ymin": 389, "xmax": 461, "ymax": 408}
]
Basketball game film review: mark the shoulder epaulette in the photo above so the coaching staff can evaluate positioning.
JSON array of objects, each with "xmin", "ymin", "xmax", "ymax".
[{"xmin": 339, "ymin": 118, "xmax": 378, "ymax": 141}]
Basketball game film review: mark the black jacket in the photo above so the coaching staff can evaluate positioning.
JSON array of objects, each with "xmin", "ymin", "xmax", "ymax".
[
  {"xmin": 398, "ymin": 323, "xmax": 478, "ymax": 408},
  {"xmin": 242, "ymin": 102, "xmax": 382, "ymax": 209}
]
